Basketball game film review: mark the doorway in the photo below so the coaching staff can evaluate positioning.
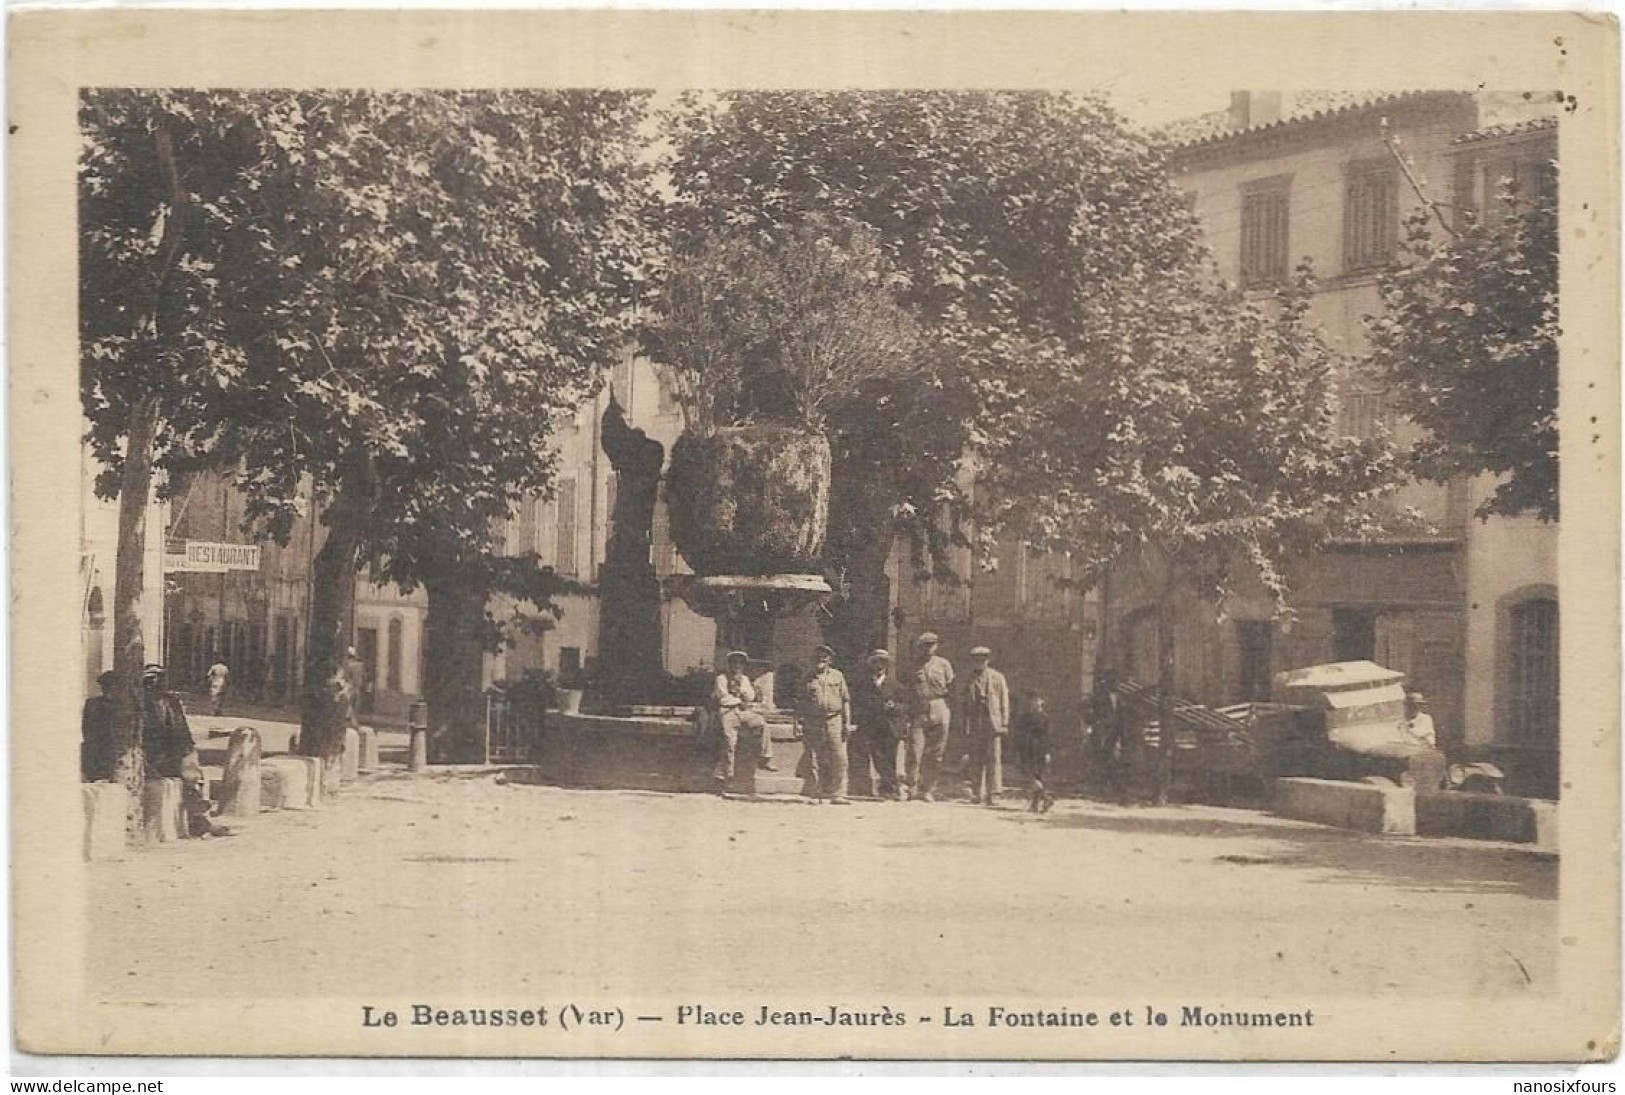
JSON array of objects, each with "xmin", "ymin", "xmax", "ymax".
[{"xmin": 1332, "ymin": 608, "xmax": 1377, "ymax": 663}]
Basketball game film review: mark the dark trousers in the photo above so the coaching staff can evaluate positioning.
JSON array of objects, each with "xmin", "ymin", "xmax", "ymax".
[{"xmin": 848, "ymin": 727, "xmax": 900, "ymax": 797}]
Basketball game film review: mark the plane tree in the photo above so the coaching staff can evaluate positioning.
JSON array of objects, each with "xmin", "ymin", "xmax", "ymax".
[
  {"xmin": 1367, "ymin": 180, "xmax": 1559, "ymax": 521},
  {"xmin": 661, "ymin": 90, "xmax": 1205, "ymax": 659},
  {"xmin": 977, "ymin": 271, "xmax": 1401, "ymax": 801},
  {"xmin": 82, "ymin": 90, "xmax": 655, "ymax": 780}
]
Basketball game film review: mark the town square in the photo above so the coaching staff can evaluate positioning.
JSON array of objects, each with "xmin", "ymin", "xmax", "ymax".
[{"xmin": 21, "ymin": 12, "xmax": 1611, "ymax": 1063}]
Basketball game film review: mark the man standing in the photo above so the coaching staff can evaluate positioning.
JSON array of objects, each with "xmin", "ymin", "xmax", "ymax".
[
  {"xmin": 712, "ymin": 650, "xmax": 773, "ymax": 792},
  {"xmin": 906, "ymin": 632, "xmax": 955, "ymax": 802},
  {"xmin": 849, "ymin": 649, "xmax": 906, "ymax": 799},
  {"xmin": 798, "ymin": 645, "xmax": 852, "ymax": 805},
  {"xmin": 140, "ymin": 664, "xmax": 229, "ymax": 838},
  {"xmin": 206, "ymin": 656, "xmax": 230, "ymax": 717},
  {"xmin": 1090, "ymin": 668, "xmax": 1125, "ymax": 770},
  {"xmin": 342, "ymin": 646, "xmax": 366, "ymax": 730},
  {"xmin": 81, "ymin": 670, "xmax": 120, "ymax": 782},
  {"xmin": 960, "ymin": 645, "xmax": 1011, "ymax": 804}
]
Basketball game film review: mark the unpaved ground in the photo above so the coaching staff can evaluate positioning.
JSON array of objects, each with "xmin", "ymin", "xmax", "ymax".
[{"xmin": 88, "ymin": 766, "xmax": 1556, "ymax": 1004}]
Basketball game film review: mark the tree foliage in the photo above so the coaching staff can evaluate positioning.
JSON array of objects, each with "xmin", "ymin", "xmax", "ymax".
[
  {"xmin": 81, "ymin": 89, "xmax": 655, "ymax": 762},
  {"xmin": 661, "ymin": 91, "xmax": 1207, "ymax": 648},
  {"xmin": 1367, "ymin": 182, "xmax": 1559, "ymax": 521},
  {"xmin": 81, "ymin": 91, "xmax": 292, "ymax": 497},
  {"xmin": 81, "ymin": 90, "xmax": 301, "ymax": 826},
  {"xmin": 643, "ymin": 216, "xmax": 923, "ymax": 435},
  {"xmin": 980, "ymin": 270, "xmax": 1400, "ymax": 608},
  {"xmin": 978, "ymin": 268, "xmax": 1401, "ymax": 802}
]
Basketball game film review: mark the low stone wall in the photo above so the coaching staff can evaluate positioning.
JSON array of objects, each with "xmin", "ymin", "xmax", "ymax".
[
  {"xmin": 1273, "ymin": 777, "xmax": 1416, "ymax": 835},
  {"xmin": 536, "ymin": 712, "xmax": 805, "ymax": 795},
  {"xmin": 1417, "ymin": 791, "xmax": 1558, "ymax": 850},
  {"xmin": 1274, "ymin": 777, "xmax": 1560, "ymax": 849}
]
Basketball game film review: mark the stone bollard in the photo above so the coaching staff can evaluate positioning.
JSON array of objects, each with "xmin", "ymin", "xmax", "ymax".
[
  {"xmin": 82, "ymin": 783, "xmax": 127, "ymax": 861},
  {"xmin": 260, "ymin": 758, "xmax": 302, "ymax": 810},
  {"xmin": 341, "ymin": 727, "xmax": 360, "ymax": 783},
  {"xmin": 261, "ymin": 755, "xmax": 322, "ymax": 810},
  {"xmin": 357, "ymin": 726, "xmax": 379, "ymax": 771},
  {"xmin": 141, "ymin": 778, "xmax": 186, "ymax": 842},
  {"xmin": 301, "ymin": 755, "xmax": 328, "ymax": 805},
  {"xmin": 410, "ymin": 726, "xmax": 428, "ymax": 772},
  {"xmin": 220, "ymin": 727, "xmax": 263, "ymax": 819}
]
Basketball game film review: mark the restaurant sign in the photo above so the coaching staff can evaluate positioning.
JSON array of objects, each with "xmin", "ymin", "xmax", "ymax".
[{"xmin": 163, "ymin": 540, "xmax": 262, "ymax": 574}]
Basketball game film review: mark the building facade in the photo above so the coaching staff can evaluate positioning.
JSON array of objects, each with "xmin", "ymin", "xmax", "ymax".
[
  {"xmin": 157, "ymin": 468, "xmax": 431, "ymax": 720},
  {"xmin": 1104, "ymin": 90, "xmax": 1561, "ymax": 794},
  {"xmin": 491, "ymin": 350, "xmax": 720, "ymax": 692},
  {"xmin": 890, "ymin": 532, "xmax": 1099, "ymax": 729}
]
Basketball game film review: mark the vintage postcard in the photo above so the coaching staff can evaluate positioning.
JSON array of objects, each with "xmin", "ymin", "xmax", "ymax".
[{"xmin": 10, "ymin": 9, "xmax": 1619, "ymax": 1062}]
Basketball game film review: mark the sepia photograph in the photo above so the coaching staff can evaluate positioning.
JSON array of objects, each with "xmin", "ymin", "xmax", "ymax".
[{"xmin": 9, "ymin": 9, "xmax": 1619, "ymax": 1065}]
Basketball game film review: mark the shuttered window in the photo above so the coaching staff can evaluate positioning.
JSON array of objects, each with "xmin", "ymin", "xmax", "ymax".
[
  {"xmin": 1344, "ymin": 166, "xmax": 1398, "ymax": 273},
  {"xmin": 652, "ymin": 494, "xmax": 677, "ymax": 576},
  {"xmin": 518, "ymin": 495, "xmax": 541, "ymax": 556},
  {"xmin": 1339, "ymin": 390, "xmax": 1386, "ymax": 439},
  {"xmin": 656, "ymin": 368, "xmax": 679, "ymax": 415},
  {"xmin": 1240, "ymin": 179, "xmax": 1291, "ymax": 288},
  {"xmin": 612, "ymin": 359, "xmax": 634, "ymax": 413},
  {"xmin": 555, "ymin": 477, "xmax": 579, "ymax": 576},
  {"xmin": 1511, "ymin": 598, "xmax": 1558, "ymax": 742}
]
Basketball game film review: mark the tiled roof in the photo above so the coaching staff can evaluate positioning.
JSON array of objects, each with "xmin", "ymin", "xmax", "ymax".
[
  {"xmin": 1156, "ymin": 90, "xmax": 1460, "ymax": 152},
  {"xmin": 1155, "ymin": 108, "xmax": 1233, "ymax": 149},
  {"xmin": 1452, "ymin": 115, "xmax": 1559, "ymax": 145}
]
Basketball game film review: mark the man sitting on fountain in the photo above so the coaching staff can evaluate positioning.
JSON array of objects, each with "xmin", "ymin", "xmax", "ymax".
[{"xmin": 712, "ymin": 650, "xmax": 774, "ymax": 792}]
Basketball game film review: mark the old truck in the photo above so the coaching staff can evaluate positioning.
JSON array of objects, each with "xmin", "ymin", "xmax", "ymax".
[{"xmin": 1118, "ymin": 660, "xmax": 1499, "ymax": 798}]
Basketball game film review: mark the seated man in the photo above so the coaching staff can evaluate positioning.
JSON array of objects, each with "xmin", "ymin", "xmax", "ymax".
[
  {"xmin": 712, "ymin": 650, "xmax": 773, "ymax": 791},
  {"xmin": 140, "ymin": 664, "xmax": 230, "ymax": 838}
]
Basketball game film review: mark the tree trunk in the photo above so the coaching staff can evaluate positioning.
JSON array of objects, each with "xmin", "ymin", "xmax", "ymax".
[
  {"xmin": 422, "ymin": 571, "xmax": 490, "ymax": 764},
  {"xmin": 110, "ymin": 394, "xmax": 161, "ymax": 842},
  {"xmin": 108, "ymin": 121, "xmax": 190, "ymax": 842},
  {"xmin": 825, "ymin": 516, "xmax": 894, "ymax": 669},
  {"xmin": 296, "ymin": 476, "xmax": 366, "ymax": 779},
  {"xmin": 1155, "ymin": 596, "xmax": 1178, "ymax": 807}
]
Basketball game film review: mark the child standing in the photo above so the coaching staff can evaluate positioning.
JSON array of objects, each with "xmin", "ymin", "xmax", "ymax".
[{"xmin": 1015, "ymin": 693, "xmax": 1055, "ymax": 813}]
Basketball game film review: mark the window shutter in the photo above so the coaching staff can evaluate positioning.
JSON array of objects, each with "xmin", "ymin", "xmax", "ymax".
[{"xmin": 555, "ymin": 477, "xmax": 578, "ymax": 576}]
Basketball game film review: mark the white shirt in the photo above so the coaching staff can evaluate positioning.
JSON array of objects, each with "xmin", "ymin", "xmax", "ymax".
[{"xmin": 714, "ymin": 672, "xmax": 757, "ymax": 709}]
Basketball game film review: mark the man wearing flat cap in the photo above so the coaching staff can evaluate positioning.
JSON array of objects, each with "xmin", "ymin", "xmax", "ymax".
[
  {"xmin": 906, "ymin": 632, "xmax": 955, "ymax": 802},
  {"xmin": 712, "ymin": 650, "xmax": 773, "ymax": 790},
  {"xmin": 960, "ymin": 645, "xmax": 1011, "ymax": 804},
  {"xmin": 849, "ymin": 648, "xmax": 906, "ymax": 799},
  {"xmin": 798, "ymin": 644, "xmax": 852, "ymax": 804},
  {"xmin": 139, "ymin": 664, "xmax": 228, "ymax": 837}
]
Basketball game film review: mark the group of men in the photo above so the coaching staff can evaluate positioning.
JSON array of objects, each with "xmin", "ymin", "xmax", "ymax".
[
  {"xmin": 710, "ymin": 632, "xmax": 1054, "ymax": 810},
  {"xmin": 80, "ymin": 663, "xmax": 231, "ymax": 837}
]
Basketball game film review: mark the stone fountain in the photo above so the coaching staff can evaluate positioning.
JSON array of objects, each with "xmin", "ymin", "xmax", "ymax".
[{"xmin": 534, "ymin": 408, "xmax": 833, "ymax": 795}]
